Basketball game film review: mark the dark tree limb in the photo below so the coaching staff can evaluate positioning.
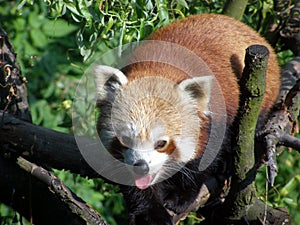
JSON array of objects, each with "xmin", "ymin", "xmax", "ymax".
[
  {"xmin": 0, "ymin": 157, "xmax": 94, "ymax": 225},
  {"xmin": 0, "ymin": 110, "xmax": 108, "ymax": 225},
  {"xmin": 280, "ymin": 133, "xmax": 300, "ymax": 151},
  {"xmin": 0, "ymin": 110, "xmax": 98, "ymax": 178},
  {"xmin": 263, "ymin": 0, "xmax": 292, "ymax": 46},
  {"xmin": 17, "ymin": 156, "xmax": 107, "ymax": 225},
  {"xmin": 263, "ymin": 0, "xmax": 300, "ymax": 54}
]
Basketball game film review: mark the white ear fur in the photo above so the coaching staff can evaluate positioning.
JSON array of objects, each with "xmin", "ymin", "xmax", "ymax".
[
  {"xmin": 94, "ymin": 65, "xmax": 128, "ymax": 103},
  {"xmin": 178, "ymin": 76, "xmax": 213, "ymax": 113}
]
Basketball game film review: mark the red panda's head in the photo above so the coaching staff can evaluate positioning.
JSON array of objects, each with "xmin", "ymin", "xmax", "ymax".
[{"xmin": 95, "ymin": 65, "xmax": 212, "ymax": 189}]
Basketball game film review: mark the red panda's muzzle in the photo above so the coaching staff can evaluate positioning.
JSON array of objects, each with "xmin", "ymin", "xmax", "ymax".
[
  {"xmin": 133, "ymin": 159, "xmax": 149, "ymax": 175},
  {"xmin": 123, "ymin": 146, "xmax": 169, "ymax": 189},
  {"xmin": 132, "ymin": 159, "xmax": 154, "ymax": 189}
]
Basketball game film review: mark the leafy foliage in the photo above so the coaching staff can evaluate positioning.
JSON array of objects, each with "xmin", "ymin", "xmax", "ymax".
[{"xmin": 0, "ymin": 0, "xmax": 299, "ymax": 224}]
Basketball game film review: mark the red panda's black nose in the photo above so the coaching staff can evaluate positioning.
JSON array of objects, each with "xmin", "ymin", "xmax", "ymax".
[{"xmin": 133, "ymin": 160, "xmax": 149, "ymax": 176}]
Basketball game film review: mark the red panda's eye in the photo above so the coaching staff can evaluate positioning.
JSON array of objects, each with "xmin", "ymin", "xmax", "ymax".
[{"xmin": 154, "ymin": 140, "xmax": 168, "ymax": 151}]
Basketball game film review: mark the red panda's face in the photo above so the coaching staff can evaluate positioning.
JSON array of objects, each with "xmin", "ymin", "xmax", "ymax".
[{"xmin": 95, "ymin": 66, "xmax": 212, "ymax": 189}]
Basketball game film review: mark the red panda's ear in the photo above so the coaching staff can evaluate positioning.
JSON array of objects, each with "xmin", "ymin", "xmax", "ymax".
[
  {"xmin": 94, "ymin": 65, "xmax": 128, "ymax": 104},
  {"xmin": 178, "ymin": 76, "xmax": 213, "ymax": 113}
]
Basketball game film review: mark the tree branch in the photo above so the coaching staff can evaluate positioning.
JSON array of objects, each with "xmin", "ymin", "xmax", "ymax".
[
  {"xmin": 17, "ymin": 156, "xmax": 107, "ymax": 225},
  {"xmin": 0, "ymin": 157, "xmax": 92, "ymax": 225},
  {"xmin": 0, "ymin": 110, "xmax": 98, "ymax": 178},
  {"xmin": 280, "ymin": 133, "xmax": 300, "ymax": 151},
  {"xmin": 257, "ymin": 57, "xmax": 300, "ymax": 186}
]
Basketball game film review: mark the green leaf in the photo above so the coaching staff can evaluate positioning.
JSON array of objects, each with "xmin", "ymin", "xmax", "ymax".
[
  {"xmin": 41, "ymin": 82, "xmax": 56, "ymax": 99},
  {"xmin": 64, "ymin": 2, "xmax": 82, "ymax": 17},
  {"xmin": 280, "ymin": 175, "xmax": 300, "ymax": 196},
  {"xmin": 13, "ymin": 17, "xmax": 26, "ymax": 32},
  {"xmin": 78, "ymin": 0, "xmax": 93, "ymax": 26},
  {"xmin": 16, "ymin": 0, "xmax": 28, "ymax": 11},
  {"xmin": 139, "ymin": 19, "xmax": 145, "ymax": 39},
  {"xmin": 28, "ymin": 12, "xmax": 41, "ymax": 29},
  {"xmin": 71, "ymin": 12, "xmax": 82, "ymax": 23},
  {"xmin": 177, "ymin": 0, "xmax": 189, "ymax": 9},
  {"xmin": 30, "ymin": 28, "xmax": 48, "ymax": 48},
  {"xmin": 23, "ymin": 40, "xmax": 38, "ymax": 55},
  {"xmin": 105, "ymin": 17, "xmax": 114, "ymax": 33},
  {"xmin": 156, "ymin": 0, "xmax": 169, "ymax": 25},
  {"xmin": 42, "ymin": 19, "xmax": 78, "ymax": 38}
]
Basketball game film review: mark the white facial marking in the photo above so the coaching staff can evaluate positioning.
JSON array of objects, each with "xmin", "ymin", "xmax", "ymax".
[
  {"xmin": 123, "ymin": 145, "xmax": 169, "ymax": 174},
  {"xmin": 174, "ymin": 136, "xmax": 198, "ymax": 162}
]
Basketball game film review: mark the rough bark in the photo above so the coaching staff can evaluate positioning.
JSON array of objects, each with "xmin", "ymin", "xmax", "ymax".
[
  {"xmin": 219, "ymin": 45, "xmax": 267, "ymax": 222},
  {"xmin": 0, "ymin": 27, "xmax": 31, "ymax": 122},
  {"xmin": 17, "ymin": 157, "xmax": 107, "ymax": 225},
  {"xmin": 0, "ymin": 157, "xmax": 89, "ymax": 225}
]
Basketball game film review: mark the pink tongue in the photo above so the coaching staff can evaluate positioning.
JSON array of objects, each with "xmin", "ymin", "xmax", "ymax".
[{"xmin": 135, "ymin": 174, "xmax": 153, "ymax": 190}]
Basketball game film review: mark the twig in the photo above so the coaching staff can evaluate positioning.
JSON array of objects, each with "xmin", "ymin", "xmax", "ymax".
[{"xmin": 280, "ymin": 133, "xmax": 300, "ymax": 152}]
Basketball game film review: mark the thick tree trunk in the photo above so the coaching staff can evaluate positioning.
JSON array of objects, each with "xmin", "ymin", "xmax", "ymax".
[{"xmin": 223, "ymin": 45, "xmax": 269, "ymax": 221}]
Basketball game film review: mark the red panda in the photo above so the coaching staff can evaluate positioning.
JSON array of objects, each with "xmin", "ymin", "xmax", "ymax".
[{"xmin": 95, "ymin": 14, "xmax": 280, "ymax": 225}]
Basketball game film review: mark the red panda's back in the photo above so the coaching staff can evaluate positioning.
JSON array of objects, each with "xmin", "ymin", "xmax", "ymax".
[{"xmin": 142, "ymin": 14, "xmax": 280, "ymax": 124}]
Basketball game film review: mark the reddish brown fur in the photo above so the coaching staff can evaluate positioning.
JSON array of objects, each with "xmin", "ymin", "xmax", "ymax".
[
  {"xmin": 159, "ymin": 139, "xmax": 177, "ymax": 156},
  {"xmin": 125, "ymin": 14, "xmax": 280, "ymax": 119},
  {"xmin": 122, "ymin": 14, "xmax": 280, "ymax": 158}
]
